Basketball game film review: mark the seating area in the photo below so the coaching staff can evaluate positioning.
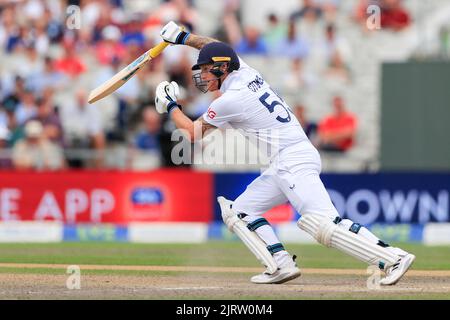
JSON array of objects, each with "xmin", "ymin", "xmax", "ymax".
[{"xmin": 1, "ymin": 0, "xmax": 448, "ymax": 172}]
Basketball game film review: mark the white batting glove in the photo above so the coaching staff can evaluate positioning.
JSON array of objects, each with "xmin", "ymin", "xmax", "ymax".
[
  {"xmin": 160, "ymin": 21, "xmax": 190, "ymax": 45},
  {"xmin": 155, "ymin": 81, "xmax": 181, "ymax": 114}
]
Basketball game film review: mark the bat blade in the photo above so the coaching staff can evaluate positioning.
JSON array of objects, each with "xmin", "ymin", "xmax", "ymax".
[{"xmin": 88, "ymin": 41, "xmax": 169, "ymax": 104}]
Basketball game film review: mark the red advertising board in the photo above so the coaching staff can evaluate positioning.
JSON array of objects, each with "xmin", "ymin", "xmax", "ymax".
[{"xmin": 0, "ymin": 170, "xmax": 213, "ymax": 223}]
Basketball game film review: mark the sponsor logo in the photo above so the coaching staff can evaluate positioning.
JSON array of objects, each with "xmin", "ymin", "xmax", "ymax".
[
  {"xmin": 328, "ymin": 189, "xmax": 449, "ymax": 224},
  {"xmin": 128, "ymin": 52, "xmax": 148, "ymax": 71},
  {"xmin": 63, "ymin": 225, "xmax": 127, "ymax": 242},
  {"xmin": 122, "ymin": 67, "xmax": 140, "ymax": 81},
  {"xmin": 131, "ymin": 188, "xmax": 163, "ymax": 205},
  {"xmin": 207, "ymin": 108, "xmax": 216, "ymax": 119}
]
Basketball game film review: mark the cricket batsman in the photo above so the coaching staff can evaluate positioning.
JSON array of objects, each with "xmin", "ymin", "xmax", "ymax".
[{"xmin": 154, "ymin": 21, "xmax": 415, "ymax": 285}]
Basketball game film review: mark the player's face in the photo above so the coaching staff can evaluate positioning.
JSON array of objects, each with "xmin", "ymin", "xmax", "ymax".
[
  {"xmin": 192, "ymin": 64, "xmax": 220, "ymax": 93},
  {"xmin": 200, "ymin": 64, "xmax": 220, "ymax": 91}
]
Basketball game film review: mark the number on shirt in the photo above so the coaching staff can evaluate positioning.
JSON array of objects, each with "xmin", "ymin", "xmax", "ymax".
[{"xmin": 259, "ymin": 90, "xmax": 292, "ymax": 123}]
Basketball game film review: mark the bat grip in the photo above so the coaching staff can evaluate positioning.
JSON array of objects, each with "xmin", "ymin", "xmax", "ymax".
[{"xmin": 149, "ymin": 42, "xmax": 170, "ymax": 58}]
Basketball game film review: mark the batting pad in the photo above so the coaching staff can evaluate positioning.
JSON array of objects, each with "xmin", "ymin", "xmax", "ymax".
[
  {"xmin": 218, "ymin": 196, "xmax": 278, "ymax": 274},
  {"xmin": 297, "ymin": 214, "xmax": 399, "ymax": 270}
]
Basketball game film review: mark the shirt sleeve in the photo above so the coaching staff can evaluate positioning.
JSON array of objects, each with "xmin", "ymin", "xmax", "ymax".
[{"xmin": 202, "ymin": 93, "xmax": 244, "ymax": 128}]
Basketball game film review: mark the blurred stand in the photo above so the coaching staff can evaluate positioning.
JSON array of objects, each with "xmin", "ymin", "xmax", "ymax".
[{"xmin": 0, "ymin": 0, "xmax": 448, "ymax": 173}]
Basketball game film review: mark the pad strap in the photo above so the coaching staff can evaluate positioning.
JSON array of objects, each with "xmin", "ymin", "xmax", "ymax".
[
  {"xmin": 247, "ymin": 218, "xmax": 270, "ymax": 231},
  {"xmin": 267, "ymin": 243, "xmax": 285, "ymax": 255}
]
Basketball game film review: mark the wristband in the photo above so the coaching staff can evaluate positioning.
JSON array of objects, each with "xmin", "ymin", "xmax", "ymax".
[
  {"xmin": 175, "ymin": 31, "xmax": 190, "ymax": 45},
  {"xmin": 168, "ymin": 101, "xmax": 182, "ymax": 114}
]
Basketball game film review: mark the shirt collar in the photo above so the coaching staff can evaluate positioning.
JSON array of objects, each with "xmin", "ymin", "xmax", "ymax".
[{"xmin": 220, "ymin": 71, "xmax": 239, "ymax": 93}]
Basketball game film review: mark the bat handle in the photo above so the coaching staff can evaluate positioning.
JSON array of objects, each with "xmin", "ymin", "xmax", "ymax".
[{"xmin": 149, "ymin": 41, "xmax": 170, "ymax": 58}]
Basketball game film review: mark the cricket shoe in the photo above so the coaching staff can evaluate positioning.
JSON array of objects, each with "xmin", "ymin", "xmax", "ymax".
[
  {"xmin": 379, "ymin": 253, "xmax": 416, "ymax": 286},
  {"xmin": 251, "ymin": 255, "xmax": 301, "ymax": 284}
]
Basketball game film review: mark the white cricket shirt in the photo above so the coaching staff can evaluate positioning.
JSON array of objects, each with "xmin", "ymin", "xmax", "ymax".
[{"xmin": 203, "ymin": 57, "xmax": 321, "ymax": 172}]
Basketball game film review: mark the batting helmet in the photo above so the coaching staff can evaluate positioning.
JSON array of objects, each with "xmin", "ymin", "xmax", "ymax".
[
  {"xmin": 191, "ymin": 42, "xmax": 240, "ymax": 93},
  {"xmin": 191, "ymin": 42, "xmax": 240, "ymax": 75}
]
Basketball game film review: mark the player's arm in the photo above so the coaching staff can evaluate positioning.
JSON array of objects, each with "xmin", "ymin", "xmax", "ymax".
[
  {"xmin": 185, "ymin": 34, "xmax": 219, "ymax": 50},
  {"xmin": 160, "ymin": 21, "xmax": 219, "ymax": 50},
  {"xmin": 155, "ymin": 81, "xmax": 216, "ymax": 142},
  {"xmin": 170, "ymin": 109, "xmax": 216, "ymax": 142}
]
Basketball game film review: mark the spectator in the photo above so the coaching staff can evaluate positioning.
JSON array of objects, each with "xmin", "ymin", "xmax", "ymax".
[
  {"xmin": 317, "ymin": 96, "xmax": 357, "ymax": 152},
  {"xmin": 143, "ymin": 0, "xmax": 198, "ymax": 34},
  {"xmin": 325, "ymin": 49, "xmax": 350, "ymax": 82},
  {"xmin": 322, "ymin": 24, "xmax": 351, "ymax": 82},
  {"xmin": 4, "ymin": 76, "xmax": 26, "ymax": 108},
  {"xmin": 5, "ymin": 24, "xmax": 27, "ymax": 54},
  {"xmin": 293, "ymin": 104, "xmax": 318, "ymax": 140},
  {"xmin": 33, "ymin": 19, "xmax": 50, "ymax": 56},
  {"xmin": 95, "ymin": 25, "xmax": 127, "ymax": 66},
  {"xmin": 82, "ymin": 0, "xmax": 106, "ymax": 31},
  {"xmin": 43, "ymin": 6, "xmax": 64, "ymax": 44},
  {"xmin": 234, "ymin": 26, "xmax": 268, "ymax": 55},
  {"xmin": 163, "ymin": 45, "xmax": 195, "ymax": 89},
  {"xmin": 26, "ymin": 56, "xmax": 68, "ymax": 93},
  {"xmin": 354, "ymin": 0, "xmax": 411, "ymax": 32},
  {"xmin": 0, "ymin": 97, "xmax": 24, "ymax": 147},
  {"xmin": 90, "ymin": 3, "xmax": 117, "ymax": 43},
  {"xmin": 54, "ymin": 43, "xmax": 86, "ymax": 78},
  {"xmin": 290, "ymin": 0, "xmax": 323, "ymax": 23},
  {"xmin": 223, "ymin": 12, "xmax": 268, "ymax": 56},
  {"xmin": 22, "ymin": 0, "xmax": 46, "ymax": 22},
  {"xmin": 274, "ymin": 21, "xmax": 309, "ymax": 59},
  {"xmin": 134, "ymin": 107, "xmax": 162, "ymax": 151},
  {"xmin": 0, "ymin": 100, "xmax": 9, "ymax": 129},
  {"xmin": 316, "ymin": 0, "xmax": 341, "ymax": 22},
  {"xmin": 121, "ymin": 16, "xmax": 146, "ymax": 48},
  {"xmin": 263, "ymin": 13, "xmax": 288, "ymax": 49},
  {"xmin": 0, "ymin": 125, "xmax": 12, "ymax": 168},
  {"xmin": 12, "ymin": 120, "xmax": 65, "ymax": 171},
  {"xmin": 60, "ymin": 89, "xmax": 105, "ymax": 168},
  {"xmin": 323, "ymin": 24, "xmax": 352, "ymax": 63},
  {"xmin": 0, "ymin": 6, "xmax": 15, "ymax": 52},
  {"xmin": 20, "ymin": 43, "xmax": 44, "ymax": 78},
  {"xmin": 282, "ymin": 57, "xmax": 317, "ymax": 96},
  {"xmin": 380, "ymin": 0, "xmax": 411, "ymax": 31},
  {"xmin": 15, "ymin": 90, "xmax": 37, "ymax": 125},
  {"xmin": 30, "ymin": 95, "xmax": 64, "ymax": 146},
  {"xmin": 130, "ymin": 106, "xmax": 162, "ymax": 170}
]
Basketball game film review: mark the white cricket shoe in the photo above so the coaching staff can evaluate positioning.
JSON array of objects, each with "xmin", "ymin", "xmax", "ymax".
[
  {"xmin": 379, "ymin": 253, "xmax": 416, "ymax": 286},
  {"xmin": 251, "ymin": 255, "xmax": 301, "ymax": 284}
]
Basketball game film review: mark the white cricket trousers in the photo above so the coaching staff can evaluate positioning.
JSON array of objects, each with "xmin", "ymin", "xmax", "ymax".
[
  {"xmin": 232, "ymin": 156, "xmax": 394, "ymax": 263},
  {"xmin": 233, "ymin": 165, "xmax": 338, "ymax": 221}
]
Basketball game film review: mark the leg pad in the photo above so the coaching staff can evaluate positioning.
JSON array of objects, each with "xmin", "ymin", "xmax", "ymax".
[{"xmin": 218, "ymin": 196, "xmax": 278, "ymax": 274}]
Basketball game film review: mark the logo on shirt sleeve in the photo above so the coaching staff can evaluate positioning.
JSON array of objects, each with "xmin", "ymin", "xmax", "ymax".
[{"xmin": 207, "ymin": 108, "xmax": 217, "ymax": 119}]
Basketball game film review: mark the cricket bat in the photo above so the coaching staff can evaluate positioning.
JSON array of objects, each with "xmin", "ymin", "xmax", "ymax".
[{"xmin": 88, "ymin": 41, "xmax": 169, "ymax": 104}]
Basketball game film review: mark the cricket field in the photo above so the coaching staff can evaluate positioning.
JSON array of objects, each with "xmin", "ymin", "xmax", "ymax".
[{"xmin": 0, "ymin": 242, "xmax": 449, "ymax": 300}]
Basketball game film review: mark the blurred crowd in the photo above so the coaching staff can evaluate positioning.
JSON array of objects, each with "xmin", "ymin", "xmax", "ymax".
[{"xmin": 0, "ymin": 0, "xmax": 413, "ymax": 171}]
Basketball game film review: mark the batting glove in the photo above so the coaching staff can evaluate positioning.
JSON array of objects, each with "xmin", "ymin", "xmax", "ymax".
[
  {"xmin": 160, "ymin": 21, "xmax": 190, "ymax": 45},
  {"xmin": 155, "ymin": 81, "xmax": 182, "ymax": 114}
]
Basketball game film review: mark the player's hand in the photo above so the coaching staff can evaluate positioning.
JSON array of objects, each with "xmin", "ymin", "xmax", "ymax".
[
  {"xmin": 155, "ymin": 81, "xmax": 181, "ymax": 114},
  {"xmin": 160, "ymin": 21, "xmax": 190, "ymax": 45}
]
